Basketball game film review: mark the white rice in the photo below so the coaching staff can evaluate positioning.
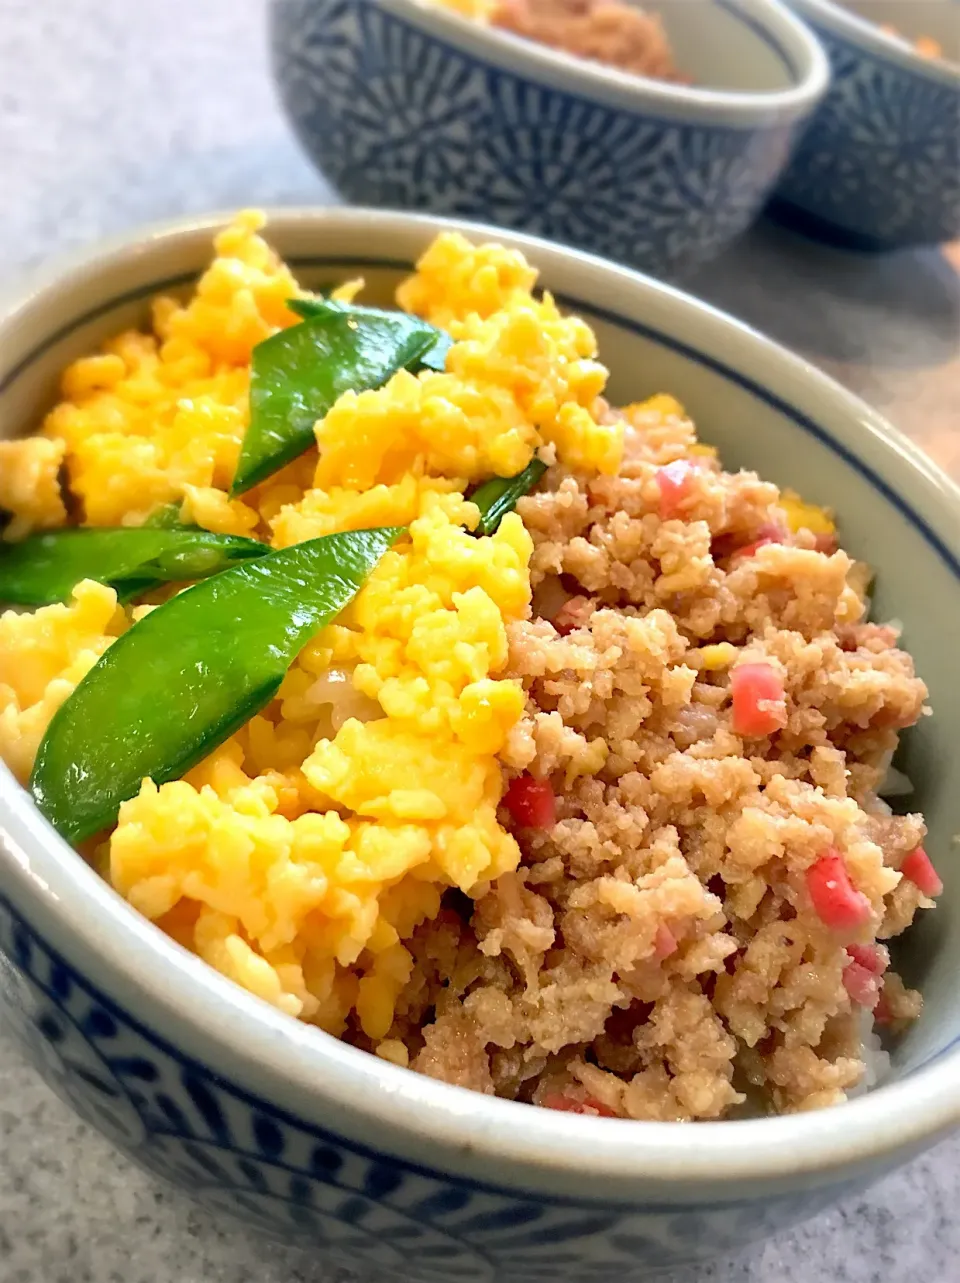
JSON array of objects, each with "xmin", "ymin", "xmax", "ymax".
[{"xmin": 850, "ymin": 1011, "xmax": 893, "ymax": 1098}]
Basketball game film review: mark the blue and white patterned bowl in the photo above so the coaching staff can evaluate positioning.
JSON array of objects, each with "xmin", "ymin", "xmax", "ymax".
[
  {"xmin": 772, "ymin": 0, "xmax": 960, "ymax": 248},
  {"xmin": 2, "ymin": 209, "xmax": 960, "ymax": 1282},
  {"xmin": 268, "ymin": 0, "xmax": 830, "ymax": 277}
]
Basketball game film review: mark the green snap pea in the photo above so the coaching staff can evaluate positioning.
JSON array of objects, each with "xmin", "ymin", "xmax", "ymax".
[
  {"xmin": 30, "ymin": 526, "xmax": 402, "ymax": 842},
  {"xmin": 286, "ymin": 297, "xmax": 452, "ymax": 371},
  {"xmin": 286, "ymin": 296, "xmax": 347, "ymax": 319},
  {"xmin": 142, "ymin": 503, "xmax": 188, "ymax": 529},
  {"xmin": 231, "ymin": 304, "xmax": 443, "ymax": 496},
  {"xmin": 0, "ymin": 527, "xmax": 269, "ymax": 606},
  {"xmin": 415, "ymin": 328, "xmax": 453, "ymax": 372},
  {"xmin": 469, "ymin": 458, "xmax": 548, "ymax": 536}
]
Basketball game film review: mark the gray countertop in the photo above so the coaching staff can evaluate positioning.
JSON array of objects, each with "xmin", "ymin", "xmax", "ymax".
[{"xmin": 1, "ymin": 1, "xmax": 958, "ymax": 1280}]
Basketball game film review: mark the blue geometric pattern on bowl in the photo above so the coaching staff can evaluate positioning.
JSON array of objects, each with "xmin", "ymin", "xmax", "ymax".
[
  {"xmin": 0, "ymin": 891, "xmax": 852, "ymax": 1281},
  {"xmin": 270, "ymin": 0, "xmax": 801, "ymax": 276},
  {"xmin": 771, "ymin": 25, "xmax": 960, "ymax": 248}
]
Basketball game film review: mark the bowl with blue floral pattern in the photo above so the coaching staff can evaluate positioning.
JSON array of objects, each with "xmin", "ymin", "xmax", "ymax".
[
  {"xmin": 2, "ymin": 207, "xmax": 960, "ymax": 1283},
  {"xmin": 268, "ymin": 0, "xmax": 830, "ymax": 277},
  {"xmin": 771, "ymin": 0, "xmax": 960, "ymax": 249}
]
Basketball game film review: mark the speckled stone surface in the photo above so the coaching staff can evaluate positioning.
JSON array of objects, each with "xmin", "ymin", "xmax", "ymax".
[{"xmin": 1, "ymin": 2, "xmax": 958, "ymax": 1280}]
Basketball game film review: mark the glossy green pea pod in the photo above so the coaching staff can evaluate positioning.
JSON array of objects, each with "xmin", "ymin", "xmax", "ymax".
[
  {"xmin": 0, "ymin": 526, "xmax": 269, "ymax": 606},
  {"xmin": 231, "ymin": 303, "xmax": 444, "ymax": 495},
  {"xmin": 287, "ymin": 297, "xmax": 452, "ymax": 372},
  {"xmin": 469, "ymin": 458, "xmax": 548, "ymax": 536},
  {"xmin": 30, "ymin": 526, "xmax": 402, "ymax": 843}
]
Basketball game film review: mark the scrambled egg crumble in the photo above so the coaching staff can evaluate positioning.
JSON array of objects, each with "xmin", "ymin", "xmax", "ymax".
[{"xmin": 1, "ymin": 212, "xmax": 623, "ymax": 1036}]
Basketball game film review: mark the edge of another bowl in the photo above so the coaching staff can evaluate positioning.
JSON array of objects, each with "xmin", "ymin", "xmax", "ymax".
[
  {"xmin": 787, "ymin": 0, "xmax": 960, "ymax": 82},
  {"xmin": 1, "ymin": 207, "xmax": 960, "ymax": 1203},
  {"xmin": 371, "ymin": 0, "xmax": 832, "ymax": 122}
]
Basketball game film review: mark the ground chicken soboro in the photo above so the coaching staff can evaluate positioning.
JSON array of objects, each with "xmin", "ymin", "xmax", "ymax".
[
  {"xmin": 0, "ymin": 214, "xmax": 937, "ymax": 1120},
  {"xmin": 376, "ymin": 401, "xmax": 935, "ymax": 1117},
  {"xmin": 434, "ymin": 0, "xmax": 687, "ymax": 83}
]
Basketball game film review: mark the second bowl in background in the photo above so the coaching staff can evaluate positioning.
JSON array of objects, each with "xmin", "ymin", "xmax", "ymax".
[
  {"xmin": 771, "ymin": 0, "xmax": 960, "ymax": 250},
  {"xmin": 270, "ymin": 0, "xmax": 830, "ymax": 277}
]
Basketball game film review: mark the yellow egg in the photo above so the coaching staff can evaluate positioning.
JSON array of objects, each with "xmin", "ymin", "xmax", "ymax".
[
  {"xmin": 780, "ymin": 488, "xmax": 836, "ymax": 536},
  {"xmin": 0, "ymin": 438, "xmax": 68, "ymax": 540},
  {"xmin": 697, "ymin": 643, "xmax": 740, "ymax": 671}
]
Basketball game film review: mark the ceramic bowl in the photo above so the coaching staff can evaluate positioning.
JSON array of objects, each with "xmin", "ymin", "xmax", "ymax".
[
  {"xmin": 268, "ymin": 0, "xmax": 829, "ymax": 277},
  {"xmin": 771, "ymin": 0, "xmax": 960, "ymax": 248},
  {"xmin": 1, "ymin": 209, "xmax": 959, "ymax": 1283}
]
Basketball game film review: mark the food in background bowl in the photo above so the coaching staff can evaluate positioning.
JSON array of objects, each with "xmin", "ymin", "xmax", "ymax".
[
  {"xmin": 432, "ymin": 0, "xmax": 689, "ymax": 82},
  {"xmin": 0, "ymin": 212, "xmax": 940, "ymax": 1121},
  {"xmin": 878, "ymin": 24, "xmax": 943, "ymax": 60}
]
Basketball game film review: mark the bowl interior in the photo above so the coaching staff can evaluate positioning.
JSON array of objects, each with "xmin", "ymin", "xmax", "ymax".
[
  {"xmin": 1, "ymin": 210, "xmax": 959, "ymax": 1111},
  {"xmin": 798, "ymin": 0, "xmax": 960, "ymax": 66},
  {"xmin": 378, "ymin": 0, "xmax": 820, "ymax": 101},
  {"xmin": 621, "ymin": 0, "xmax": 801, "ymax": 91}
]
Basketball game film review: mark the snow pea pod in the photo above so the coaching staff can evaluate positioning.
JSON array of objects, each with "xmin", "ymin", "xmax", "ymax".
[
  {"xmin": 142, "ymin": 502, "xmax": 187, "ymax": 529},
  {"xmin": 0, "ymin": 527, "xmax": 269, "ymax": 606},
  {"xmin": 416, "ymin": 329, "xmax": 454, "ymax": 372},
  {"xmin": 30, "ymin": 526, "xmax": 402, "ymax": 843},
  {"xmin": 469, "ymin": 458, "xmax": 547, "ymax": 536},
  {"xmin": 288, "ymin": 297, "xmax": 452, "ymax": 372},
  {"xmin": 286, "ymin": 297, "xmax": 349, "ymax": 319},
  {"xmin": 231, "ymin": 305, "xmax": 442, "ymax": 495}
]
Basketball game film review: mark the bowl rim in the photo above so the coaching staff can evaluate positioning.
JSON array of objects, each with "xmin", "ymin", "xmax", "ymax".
[
  {"xmin": 2, "ymin": 205, "xmax": 960, "ymax": 1194},
  {"xmin": 787, "ymin": 0, "xmax": 960, "ymax": 82},
  {"xmin": 354, "ymin": 0, "xmax": 832, "ymax": 121}
]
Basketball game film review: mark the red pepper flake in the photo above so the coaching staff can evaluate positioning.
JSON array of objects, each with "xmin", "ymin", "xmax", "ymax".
[
  {"xmin": 806, "ymin": 850, "xmax": 872, "ymax": 933},
  {"xmin": 656, "ymin": 460, "xmax": 696, "ymax": 519},
  {"xmin": 846, "ymin": 943, "xmax": 888, "ymax": 975},
  {"xmin": 730, "ymin": 662, "xmax": 787, "ymax": 738},
  {"xmin": 713, "ymin": 521, "xmax": 787, "ymax": 564},
  {"xmin": 542, "ymin": 1094, "xmax": 618, "ymax": 1118},
  {"xmin": 900, "ymin": 846, "xmax": 943, "ymax": 897},
  {"xmin": 503, "ymin": 774, "xmax": 556, "ymax": 830},
  {"xmin": 552, "ymin": 595, "xmax": 595, "ymax": 635},
  {"xmin": 842, "ymin": 960, "xmax": 882, "ymax": 1008},
  {"xmin": 730, "ymin": 538, "xmax": 774, "ymax": 562},
  {"xmin": 730, "ymin": 521, "xmax": 788, "ymax": 563}
]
